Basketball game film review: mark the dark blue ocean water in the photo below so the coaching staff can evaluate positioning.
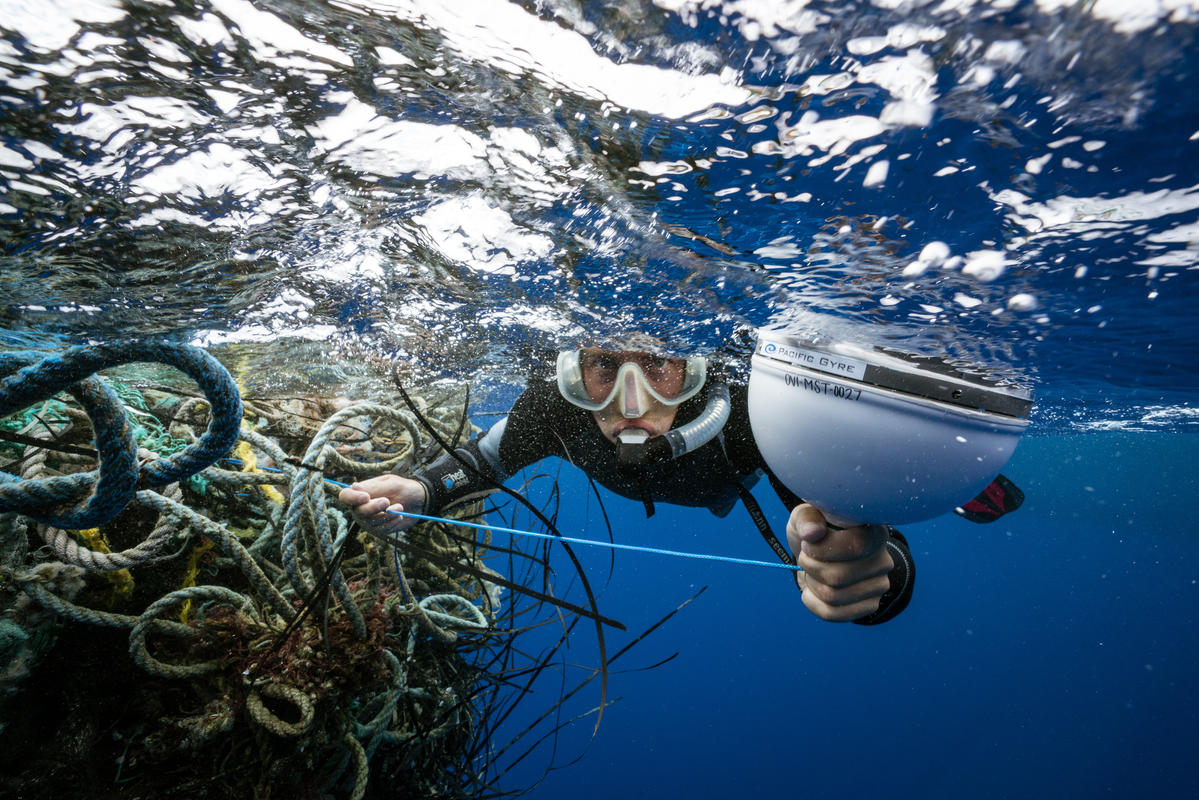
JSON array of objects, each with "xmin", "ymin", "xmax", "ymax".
[
  {"xmin": 2, "ymin": 0, "xmax": 1197, "ymax": 797},
  {"xmin": 498, "ymin": 431, "xmax": 1199, "ymax": 799}
]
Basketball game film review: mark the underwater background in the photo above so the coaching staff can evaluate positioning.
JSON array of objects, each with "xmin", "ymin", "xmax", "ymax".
[{"xmin": 1, "ymin": 0, "xmax": 1197, "ymax": 797}]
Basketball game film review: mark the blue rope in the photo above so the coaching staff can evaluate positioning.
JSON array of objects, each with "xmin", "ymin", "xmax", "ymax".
[
  {"xmin": 0, "ymin": 369, "xmax": 138, "ymax": 529},
  {"xmin": 304, "ymin": 470, "xmax": 801, "ymax": 573},
  {"xmin": 0, "ymin": 341, "xmax": 243, "ymax": 528},
  {"xmin": 215, "ymin": 457, "xmax": 800, "ymax": 572}
]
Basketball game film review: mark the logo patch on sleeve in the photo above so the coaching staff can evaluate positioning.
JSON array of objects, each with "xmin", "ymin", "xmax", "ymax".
[{"xmin": 443, "ymin": 469, "xmax": 467, "ymax": 490}]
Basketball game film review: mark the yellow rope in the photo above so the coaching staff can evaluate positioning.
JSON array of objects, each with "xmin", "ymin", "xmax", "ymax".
[
  {"xmin": 234, "ymin": 351, "xmax": 286, "ymax": 505},
  {"xmin": 73, "ymin": 528, "xmax": 134, "ymax": 604},
  {"xmin": 235, "ymin": 438, "xmax": 287, "ymax": 504},
  {"xmin": 178, "ymin": 538, "xmax": 214, "ymax": 623}
]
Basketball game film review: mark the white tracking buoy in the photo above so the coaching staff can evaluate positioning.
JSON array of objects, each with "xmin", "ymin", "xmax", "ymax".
[{"xmin": 748, "ymin": 330, "xmax": 1032, "ymax": 526}]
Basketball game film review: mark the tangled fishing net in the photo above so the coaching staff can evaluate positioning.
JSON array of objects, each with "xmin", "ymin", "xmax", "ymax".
[{"xmin": 0, "ymin": 342, "xmax": 580, "ymax": 799}]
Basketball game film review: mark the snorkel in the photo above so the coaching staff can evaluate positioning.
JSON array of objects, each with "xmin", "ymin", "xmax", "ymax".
[{"xmin": 615, "ymin": 381, "xmax": 731, "ymax": 467}]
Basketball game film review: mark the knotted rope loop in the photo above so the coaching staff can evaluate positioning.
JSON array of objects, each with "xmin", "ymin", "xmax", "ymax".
[
  {"xmin": 0, "ymin": 369, "xmax": 138, "ymax": 529},
  {"xmin": 418, "ymin": 593, "xmax": 488, "ymax": 631},
  {"xmin": 246, "ymin": 682, "xmax": 316, "ymax": 737},
  {"xmin": 128, "ymin": 584, "xmax": 256, "ymax": 678}
]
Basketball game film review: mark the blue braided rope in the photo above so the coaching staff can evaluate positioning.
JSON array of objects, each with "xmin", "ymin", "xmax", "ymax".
[
  {"xmin": 0, "ymin": 369, "xmax": 138, "ymax": 529},
  {"xmin": 0, "ymin": 341, "xmax": 243, "ymax": 528}
]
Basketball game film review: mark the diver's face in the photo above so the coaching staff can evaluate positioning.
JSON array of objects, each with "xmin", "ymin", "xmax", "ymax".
[{"xmin": 575, "ymin": 349, "xmax": 687, "ymax": 443}]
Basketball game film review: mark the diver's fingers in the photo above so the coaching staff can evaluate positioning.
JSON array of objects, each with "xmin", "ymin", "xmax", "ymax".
[
  {"xmin": 797, "ymin": 544, "xmax": 893, "ymax": 590},
  {"xmin": 800, "ymin": 581, "xmax": 889, "ymax": 622},
  {"xmin": 798, "ymin": 523, "xmax": 889, "ymax": 563},
  {"xmin": 799, "ymin": 560, "xmax": 892, "ymax": 606},
  {"xmin": 345, "ymin": 495, "xmax": 403, "ymax": 536},
  {"xmin": 797, "ymin": 544, "xmax": 893, "ymax": 622},
  {"xmin": 338, "ymin": 486, "xmax": 372, "ymax": 507},
  {"xmin": 350, "ymin": 496, "xmax": 392, "ymax": 517},
  {"xmin": 787, "ymin": 503, "xmax": 831, "ymax": 546}
]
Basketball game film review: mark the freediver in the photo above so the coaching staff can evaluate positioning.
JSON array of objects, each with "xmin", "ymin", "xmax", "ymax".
[{"xmin": 338, "ymin": 345, "xmax": 987, "ymax": 624}]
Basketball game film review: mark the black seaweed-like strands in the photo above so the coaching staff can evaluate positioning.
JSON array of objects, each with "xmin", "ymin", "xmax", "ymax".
[{"xmin": 391, "ymin": 369, "xmax": 617, "ymax": 738}]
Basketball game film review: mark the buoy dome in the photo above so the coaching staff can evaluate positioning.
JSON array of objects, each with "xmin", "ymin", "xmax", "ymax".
[{"xmin": 748, "ymin": 331, "xmax": 1032, "ymax": 527}]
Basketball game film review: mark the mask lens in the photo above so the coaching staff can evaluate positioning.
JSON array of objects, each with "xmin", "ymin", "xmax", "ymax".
[
  {"xmin": 558, "ymin": 349, "xmax": 707, "ymax": 411},
  {"xmin": 632, "ymin": 354, "xmax": 686, "ymax": 399},
  {"xmin": 581, "ymin": 351, "xmax": 687, "ymax": 402},
  {"xmin": 580, "ymin": 351, "xmax": 623, "ymax": 405}
]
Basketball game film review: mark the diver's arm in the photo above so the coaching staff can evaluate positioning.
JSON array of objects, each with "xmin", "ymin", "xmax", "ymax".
[
  {"xmin": 339, "ymin": 424, "xmax": 508, "ymax": 533},
  {"xmin": 406, "ymin": 381, "xmax": 576, "ymax": 515},
  {"xmin": 337, "ymin": 426, "xmax": 507, "ymax": 534},
  {"xmin": 407, "ymin": 433, "xmax": 502, "ymax": 514}
]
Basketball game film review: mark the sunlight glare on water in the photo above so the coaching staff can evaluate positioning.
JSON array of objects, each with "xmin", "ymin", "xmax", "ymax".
[{"xmin": 0, "ymin": 0, "xmax": 1196, "ymax": 430}]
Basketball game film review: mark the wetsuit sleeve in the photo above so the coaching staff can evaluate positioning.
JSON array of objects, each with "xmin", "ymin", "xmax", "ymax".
[
  {"xmin": 492, "ymin": 379, "xmax": 588, "ymax": 472},
  {"xmin": 406, "ymin": 436, "xmax": 499, "ymax": 515},
  {"xmin": 407, "ymin": 381, "xmax": 575, "ymax": 515},
  {"xmin": 852, "ymin": 529, "xmax": 915, "ymax": 626}
]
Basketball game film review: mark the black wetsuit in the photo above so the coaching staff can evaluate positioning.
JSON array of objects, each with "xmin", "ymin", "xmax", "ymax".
[{"xmin": 409, "ymin": 379, "xmax": 915, "ymax": 625}]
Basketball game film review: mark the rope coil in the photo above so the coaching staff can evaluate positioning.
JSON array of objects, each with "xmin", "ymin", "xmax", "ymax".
[{"xmin": 247, "ymin": 682, "xmax": 316, "ymax": 737}]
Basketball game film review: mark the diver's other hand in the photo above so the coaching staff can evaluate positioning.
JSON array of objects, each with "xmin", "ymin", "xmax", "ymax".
[
  {"xmin": 337, "ymin": 474, "xmax": 427, "ymax": 536},
  {"xmin": 786, "ymin": 503, "xmax": 893, "ymax": 623}
]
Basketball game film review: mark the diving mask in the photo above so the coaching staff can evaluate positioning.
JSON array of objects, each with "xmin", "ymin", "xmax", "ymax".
[{"xmin": 556, "ymin": 349, "xmax": 707, "ymax": 418}]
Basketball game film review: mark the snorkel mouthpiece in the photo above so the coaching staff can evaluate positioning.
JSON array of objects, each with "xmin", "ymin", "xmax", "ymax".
[
  {"xmin": 617, "ymin": 429, "xmax": 650, "ymax": 445},
  {"xmin": 616, "ymin": 428, "xmax": 672, "ymax": 467},
  {"xmin": 615, "ymin": 383, "xmax": 732, "ymax": 468}
]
